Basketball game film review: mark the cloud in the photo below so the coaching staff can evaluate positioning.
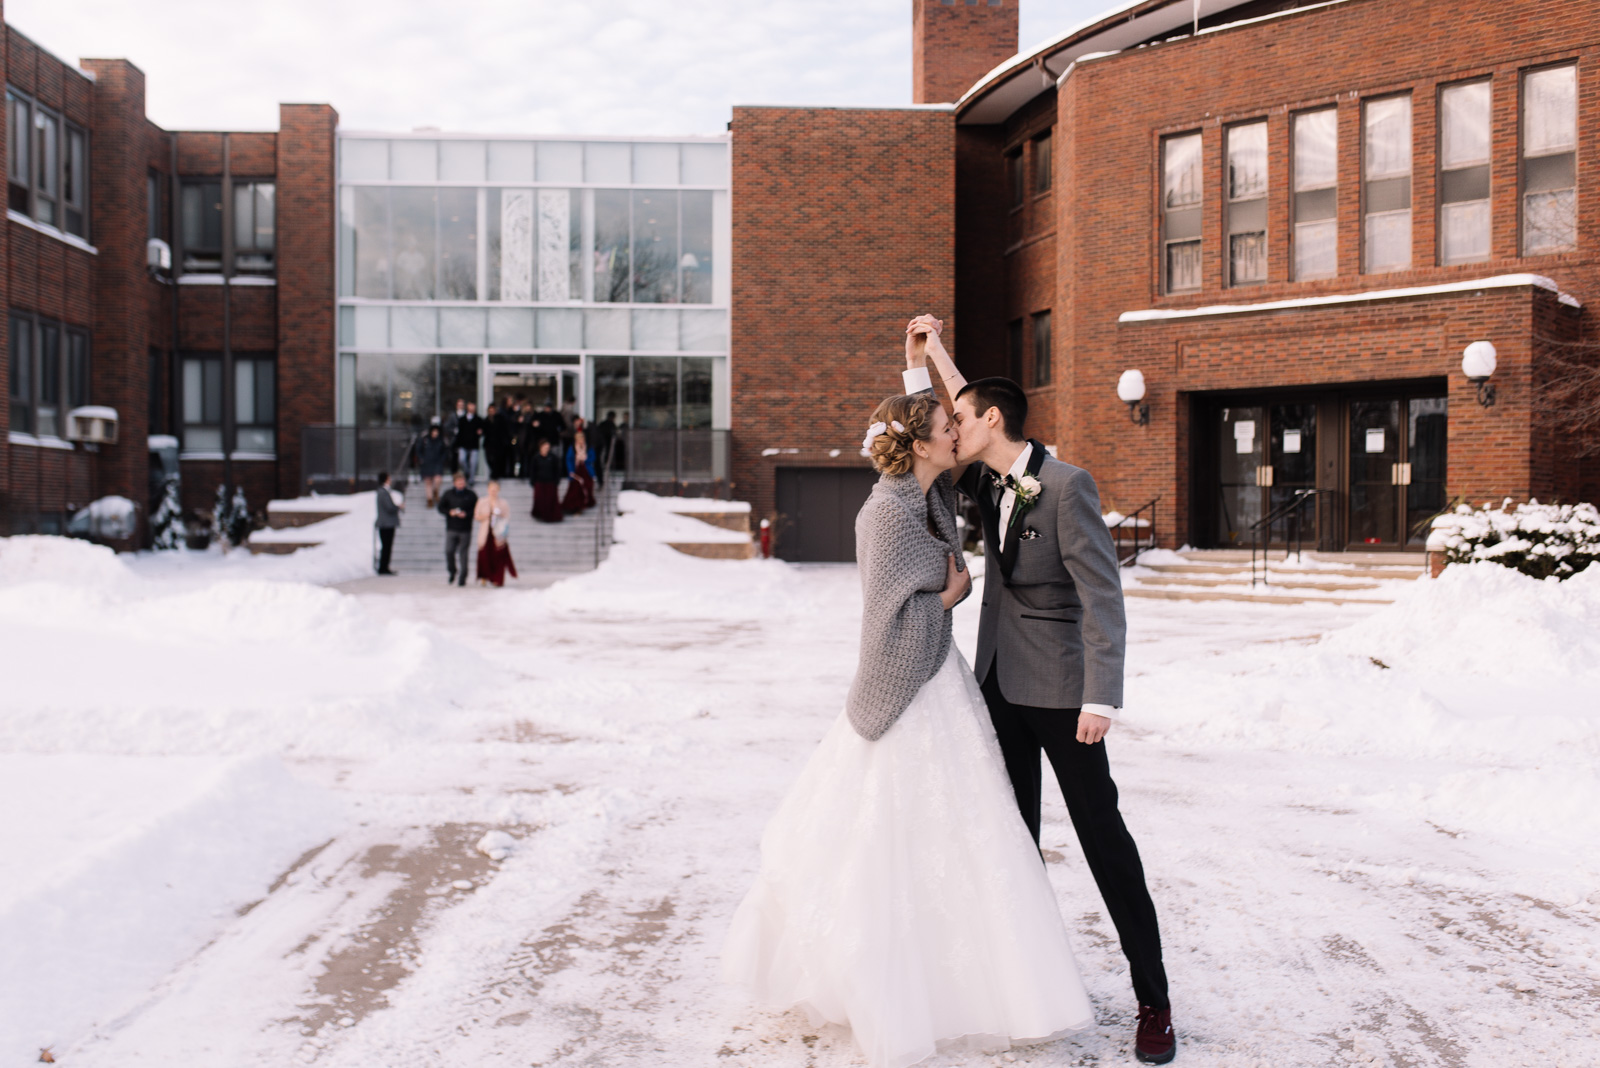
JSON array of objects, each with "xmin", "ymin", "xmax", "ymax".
[{"xmin": 9, "ymin": 0, "xmax": 1113, "ymax": 134}]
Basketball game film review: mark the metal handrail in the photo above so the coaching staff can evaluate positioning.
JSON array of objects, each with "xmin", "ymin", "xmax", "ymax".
[
  {"xmin": 1110, "ymin": 496, "xmax": 1160, "ymax": 566},
  {"xmin": 1407, "ymin": 493, "xmax": 1464, "ymax": 546},
  {"xmin": 593, "ymin": 439, "xmax": 619, "ymax": 569},
  {"xmin": 1248, "ymin": 488, "xmax": 1322, "ymax": 587}
]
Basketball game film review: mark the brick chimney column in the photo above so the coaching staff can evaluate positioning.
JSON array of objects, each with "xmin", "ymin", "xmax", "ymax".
[{"xmin": 912, "ymin": 0, "xmax": 1020, "ymax": 105}]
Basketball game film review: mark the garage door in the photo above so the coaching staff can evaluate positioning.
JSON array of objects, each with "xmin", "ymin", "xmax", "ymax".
[{"xmin": 774, "ymin": 466, "xmax": 879, "ymax": 562}]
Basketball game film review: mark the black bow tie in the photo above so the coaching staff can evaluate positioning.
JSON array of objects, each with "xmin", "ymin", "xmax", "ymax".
[{"xmin": 990, "ymin": 473, "xmax": 1018, "ymax": 492}]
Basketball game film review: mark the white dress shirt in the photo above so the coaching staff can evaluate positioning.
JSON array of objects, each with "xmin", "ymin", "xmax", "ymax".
[{"xmin": 901, "ymin": 364, "xmax": 1117, "ymax": 722}]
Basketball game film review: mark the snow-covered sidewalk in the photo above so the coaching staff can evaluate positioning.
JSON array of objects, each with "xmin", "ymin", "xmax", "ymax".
[{"xmin": 2, "ymin": 528, "xmax": 1598, "ymax": 1067}]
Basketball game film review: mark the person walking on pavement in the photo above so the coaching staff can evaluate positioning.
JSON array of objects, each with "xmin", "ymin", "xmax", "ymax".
[
  {"xmin": 563, "ymin": 430, "xmax": 597, "ymax": 515},
  {"xmin": 374, "ymin": 471, "xmax": 403, "ymax": 575},
  {"xmin": 417, "ymin": 423, "xmax": 451, "ymax": 507},
  {"xmin": 438, "ymin": 470, "xmax": 478, "ymax": 586},
  {"xmin": 455, "ymin": 401, "xmax": 484, "ymax": 483},
  {"xmin": 473, "ymin": 480, "xmax": 518, "ymax": 587}
]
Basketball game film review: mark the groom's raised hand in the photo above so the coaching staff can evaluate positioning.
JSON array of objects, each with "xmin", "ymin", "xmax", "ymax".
[{"xmin": 1076, "ymin": 711, "xmax": 1111, "ymax": 745}]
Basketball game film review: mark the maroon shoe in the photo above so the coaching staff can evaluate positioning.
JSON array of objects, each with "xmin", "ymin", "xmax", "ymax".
[{"xmin": 1135, "ymin": 1004, "xmax": 1175, "ymax": 1064}]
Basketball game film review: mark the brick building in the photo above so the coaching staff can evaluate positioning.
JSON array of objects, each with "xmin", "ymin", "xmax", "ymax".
[
  {"xmin": 732, "ymin": 0, "xmax": 1600, "ymax": 559},
  {"xmin": 2, "ymin": 6, "xmax": 335, "ymax": 539}
]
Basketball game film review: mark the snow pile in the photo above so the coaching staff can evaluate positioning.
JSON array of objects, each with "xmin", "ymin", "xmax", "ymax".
[
  {"xmin": 0, "ymin": 539, "xmax": 491, "ymax": 756},
  {"xmin": 1323, "ymin": 561, "xmax": 1600, "ymax": 678},
  {"xmin": 140, "ymin": 491, "xmax": 380, "ymax": 586},
  {"xmin": 68, "ymin": 495, "xmax": 139, "ymax": 541},
  {"xmin": 1430, "ymin": 498, "xmax": 1600, "ymax": 579},
  {"xmin": 613, "ymin": 489, "xmax": 752, "ymax": 545},
  {"xmin": 0, "ymin": 754, "xmax": 339, "ymax": 1058}
]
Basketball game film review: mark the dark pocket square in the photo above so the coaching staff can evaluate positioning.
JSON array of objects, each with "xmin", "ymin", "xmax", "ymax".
[{"xmin": 1018, "ymin": 528, "xmax": 1043, "ymax": 541}]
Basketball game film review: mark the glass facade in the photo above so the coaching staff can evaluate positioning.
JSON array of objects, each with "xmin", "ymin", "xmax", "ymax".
[{"xmin": 336, "ymin": 134, "xmax": 731, "ymax": 432}]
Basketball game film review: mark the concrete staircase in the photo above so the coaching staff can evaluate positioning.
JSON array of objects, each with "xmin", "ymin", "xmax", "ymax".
[
  {"xmin": 388, "ymin": 478, "xmax": 617, "ymax": 577},
  {"xmin": 1124, "ymin": 549, "xmax": 1425, "ymax": 605}
]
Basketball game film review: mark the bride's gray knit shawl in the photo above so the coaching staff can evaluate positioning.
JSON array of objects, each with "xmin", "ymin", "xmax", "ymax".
[{"xmin": 846, "ymin": 470, "xmax": 965, "ymax": 741}]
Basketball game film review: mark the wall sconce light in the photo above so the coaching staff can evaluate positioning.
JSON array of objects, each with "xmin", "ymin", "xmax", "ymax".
[
  {"xmin": 1462, "ymin": 341, "xmax": 1497, "ymax": 407},
  {"xmin": 1117, "ymin": 370, "xmax": 1150, "ymax": 426}
]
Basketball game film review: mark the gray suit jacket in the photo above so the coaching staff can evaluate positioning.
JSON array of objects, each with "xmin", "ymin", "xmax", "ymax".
[
  {"xmin": 956, "ymin": 443, "xmax": 1126, "ymax": 710},
  {"xmin": 375, "ymin": 486, "xmax": 402, "ymax": 529}
]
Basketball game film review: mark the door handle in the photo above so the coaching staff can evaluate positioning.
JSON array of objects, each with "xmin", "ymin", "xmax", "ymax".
[
  {"xmin": 1391, "ymin": 462, "xmax": 1412, "ymax": 486},
  {"xmin": 1255, "ymin": 465, "xmax": 1274, "ymax": 487}
]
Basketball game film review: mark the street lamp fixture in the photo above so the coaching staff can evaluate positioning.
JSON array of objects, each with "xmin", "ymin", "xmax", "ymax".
[
  {"xmin": 1462, "ymin": 341, "xmax": 1497, "ymax": 407},
  {"xmin": 1117, "ymin": 370, "xmax": 1150, "ymax": 426}
]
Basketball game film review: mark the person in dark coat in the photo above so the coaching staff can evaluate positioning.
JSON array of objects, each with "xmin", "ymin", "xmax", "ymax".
[
  {"xmin": 455, "ymin": 401, "xmax": 484, "ymax": 482},
  {"xmin": 562, "ymin": 430, "xmax": 597, "ymax": 514},
  {"xmin": 514, "ymin": 401, "xmax": 537, "ymax": 478},
  {"xmin": 437, "ymin": 470, "xmax": 478, "ymax": 586},
  {"xmin": 374, "ymin": 471, "xmax": 403, "ymax": 575},
  {"xmin": 594, "ymin": 411, "xmax": 619, "ymax": 484},
  {"xmin": 529, "ymin": 438, "xmax": 565, "ymax": 523},
  {"xmin": 482, "ymin": 403, "xmax": 512, "ymax": 480},
  {"xmin": 416, "ymin": 424, "xmax": 451, "ymax": 507}
]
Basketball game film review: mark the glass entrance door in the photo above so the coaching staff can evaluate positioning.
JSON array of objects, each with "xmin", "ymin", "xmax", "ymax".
[
  {"xmin": 1345, "ymin": 395, "xmax": 1446, "ymax": 547},
  {"xmin": 1268, "ymin": 403, "xmax": 1318, "ymax": 545},
  {"xmin": 487, "ymin": 364, "xmax": 583, "ymax": 417},
  {"xmin": 1215, "ymin": 405, "xmax": 1265, "ymax": 545}
]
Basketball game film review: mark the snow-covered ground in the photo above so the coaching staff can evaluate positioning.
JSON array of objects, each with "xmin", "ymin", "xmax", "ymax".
[{"xmin": 1, "ymin": 516, "xmax": 1598, "ymax": 1068}]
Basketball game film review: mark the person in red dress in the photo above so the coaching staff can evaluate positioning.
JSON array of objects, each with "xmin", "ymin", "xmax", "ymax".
[
  {"xmin": 562, "ymin": 430, "xmax": 597, "ymax": 514},
  {"xmin": 529, "ymin": 439, "xmax": 565, "ymax": 524},
  {"xmin": 473, "ymin": 480, "xmax": 518, "ymax": 586}
]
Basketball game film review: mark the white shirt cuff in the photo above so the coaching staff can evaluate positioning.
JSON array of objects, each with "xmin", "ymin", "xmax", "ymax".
[
  {"xmin": 1081, "ymin": 703, "xmax": 1119, "ymax": 722},
  {"xmin": 902, "ymin": 366, "xmax": 934, "ymax": 394}
]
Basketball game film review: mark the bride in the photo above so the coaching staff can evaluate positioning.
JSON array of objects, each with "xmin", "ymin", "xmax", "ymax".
[{"xmin": 722, "ymin": 386, "xmax": 1093, "ymax": 1067}]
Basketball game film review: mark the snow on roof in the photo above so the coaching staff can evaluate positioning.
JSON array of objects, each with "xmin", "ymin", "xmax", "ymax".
[
  {"xmin": 1118, "ymin": 274, "xmax": 1583, "ymax": 324},
  {"xmin": 69, "ymin": 406, "xmax": 118, "ymax": 420}
]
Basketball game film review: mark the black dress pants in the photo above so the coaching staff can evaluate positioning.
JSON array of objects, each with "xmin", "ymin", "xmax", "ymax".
[
  {"xmin": 981, "ymin": 668, "xmax": 1170, "ymax": 1010},
  {"xmin": 377, "ymin": 527, "xmax": 395, "ymax": 573}
]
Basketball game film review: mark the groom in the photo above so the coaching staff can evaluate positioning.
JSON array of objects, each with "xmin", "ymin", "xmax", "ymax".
[{"xmin": 899, "ymin": 316, "xmax": 1174, "ymax": 1065}]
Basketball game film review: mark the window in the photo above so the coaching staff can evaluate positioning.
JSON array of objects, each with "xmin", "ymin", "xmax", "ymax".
[
  {"xmin": 63, "ymin": 126, "xmax": 86, "ymax": 237},
  {"xmin": 1162, "ymin": 133, "xmax": 1203, "ymax": 293},
  {"xmin": 233, "ymin": 181, "xmax": 275, "ymax": 275},
  {"xmin": 234, "ymin": 357, "xmax": 276, "ymax": 453},
  {"xmin": 67, "ymin": 330, "xmax": 89, "ymax": 409},
  {"xmin": 1227, "ymin": 122, "xmax": 1268, "ymax": 285},
  {"xmin": 37, "ymin": 322, "xmax": 60, "ymax": 438},
  {"xmin": 182, "ymin": 355, "xmax": 224, "ymax": 451},
  {"xmin": 6, "ymin": 313, "xmax": 81, "ymax": 438},
  {"xmin": 1007, "ymin": 148, "xmax": 1024, "ymax": 209},
  {"xmin": 147, "ymin": 171, "xmax": 164, "ymax": 241},
  {"xmin": 8, "ymin": 313, "xmax": 32, "ymax": 435},
  {"xmin": 1007, "ymin": 318, "xmax": 1024, "ymax": 381},
  {"xmin": 181, "ymin": 181, "xmax": 224, "ymax": 272},
  {"xmin": 1363, "ymin": 95, "xmax": 1412, "ymax": 273},
  {"xmin": 182, "ymin": 355, "xmax": 277, "ymax": 453},
  {"xmin": 1521, "ymin": 64, "xmax": 1577, "ymax": 255},
  {"xmin": 5, "ymin": 87, "xmax": 88, "ymax": 238},
  {"xmin": 1439, "ymin": 81, "xmax": 1492, "ymax": 265},
  {"xmin": 6, "ymin": 90, "xmax": 29, "ymax": 214},
  {"xmin": 1033, "ymin": 131, "xmax": 1052, "ymax": 194},
  {"xmin": 1031, "ymin": 311, "xmax": 1052, "ymax": 387},
  {"xmin": 1292, "ymin": 108, "xmax": 1337, "ymax": 280}
]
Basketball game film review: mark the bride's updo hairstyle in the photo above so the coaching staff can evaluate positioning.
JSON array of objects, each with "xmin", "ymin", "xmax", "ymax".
[{"xmin": 865, "ymin": 393, "xmax": 940, "ymax": 476}]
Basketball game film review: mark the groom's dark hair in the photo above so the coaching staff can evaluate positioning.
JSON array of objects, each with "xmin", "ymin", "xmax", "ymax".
[{"xmin": 956, "ymin": 378, "xmax": 1027, "ymax": 442}]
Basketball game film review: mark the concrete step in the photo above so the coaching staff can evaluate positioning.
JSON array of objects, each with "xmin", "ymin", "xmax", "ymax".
[
  {"xmin": 1143, "ymin": 562, "xmax": 1422, "ymax": 581},
  {"xmin": 1124, "ymin": 586, "xmax": 1395, "ymax": 606},
  {"xmin": 1136, "ymin": 574, "xmax": 1382, "ymax": 592},
  {"xmin": 1179, "ymin": 549, "xmax": 1424, "ymax": 568}
]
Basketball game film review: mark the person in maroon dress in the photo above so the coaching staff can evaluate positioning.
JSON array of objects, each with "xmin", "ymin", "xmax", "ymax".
[
  {"xmin": 473, "ymin": 480, "xmax": 518, "ymax": 586},
  {"xmin": 562, "ymin": 430, "xmax": 597, "ymax": 514},
  {"xmin": 529, "ymin": 439, "xmax": 565, "ymax": 523}
]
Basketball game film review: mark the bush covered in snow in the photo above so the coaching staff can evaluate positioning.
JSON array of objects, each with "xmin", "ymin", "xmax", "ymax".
[
  {"xmin": 150, "ymin": 477, "xmax": 185, "ymax": 550},
  {"xmin": 212, "ymin": 485, "xmax": 253, "ymax": 548},
  {"xmin": 1429, "ymin": 498, "xmax": 1600, "ymax": 580}
]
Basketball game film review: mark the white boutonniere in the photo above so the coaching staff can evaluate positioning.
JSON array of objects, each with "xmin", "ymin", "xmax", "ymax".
[{"xmin": 1010, "ymin": 474, "xmax": 1043, "ymax": 527}]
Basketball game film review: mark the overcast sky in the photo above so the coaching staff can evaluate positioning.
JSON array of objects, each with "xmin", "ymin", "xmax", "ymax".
[{"xmin": 9, "ymin": 0, "xmax": 1114, "ymax": 135}]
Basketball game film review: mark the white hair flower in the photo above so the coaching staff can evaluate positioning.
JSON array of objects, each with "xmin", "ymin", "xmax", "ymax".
[
  {"xmin": 890, "ymin": 420, "xmax": 905, "ymax": 433},
  {"xmin": 862, "ymin": 421, "xmax": 888, "ymax": 450}
]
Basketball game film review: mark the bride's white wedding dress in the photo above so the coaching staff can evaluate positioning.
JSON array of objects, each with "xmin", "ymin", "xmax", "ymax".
[{"xmin": 723, "ymin": 648, "xmax": 1093, "ymax": 1068}]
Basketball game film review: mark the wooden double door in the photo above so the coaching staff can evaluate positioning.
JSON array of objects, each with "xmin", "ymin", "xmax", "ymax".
[{"xmin": 1197, "ymin": 384, "xmax": 1448, "ymax": 551}]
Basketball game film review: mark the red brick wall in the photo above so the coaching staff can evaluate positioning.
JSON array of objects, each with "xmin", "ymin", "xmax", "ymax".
[
  {"xmin": 912, "ymin": 0, "xmax": 1018, "ymax": 106},
  {"xmin": 729, "ymin": 105, "xmax": 956, "ymax": 537},
  {"xmin": 276, "ymin": 104, "xmax": 338, "ymax": 500},
  {"xmin": 957, "ymin": 0, "xmax": 1600, "ymax": 542}
]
